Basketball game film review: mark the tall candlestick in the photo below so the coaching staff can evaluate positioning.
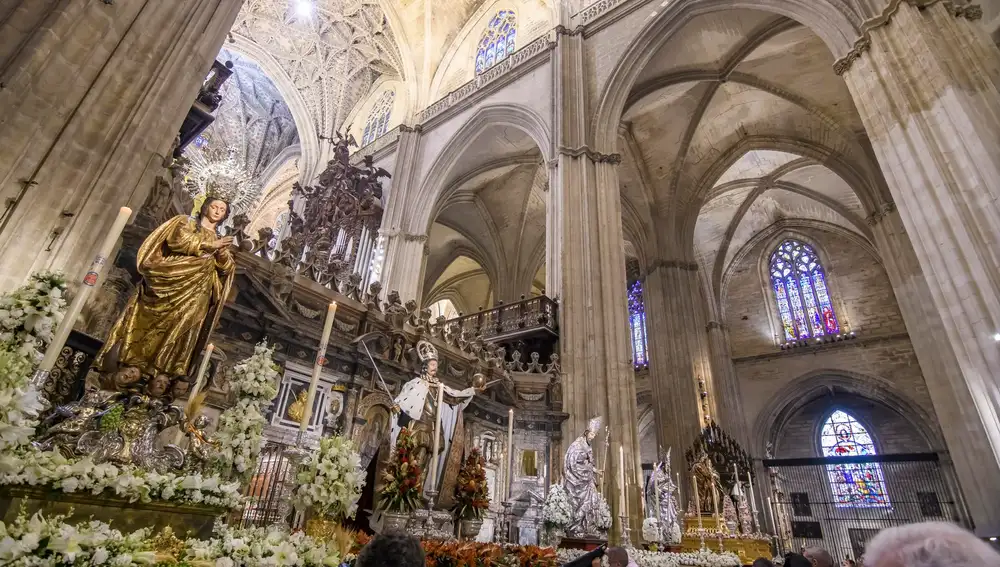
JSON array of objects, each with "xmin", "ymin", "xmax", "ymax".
[
  {"xmin": 676, "ymin": 472, "xmax": 682, "ymax": 511},
  {"xmin": 618, "ymin": 444, "xmax": 627, "ymax": 518},
  {"xmin": 693, "ymin": 474, "xmax": 703, "ymax": 533},
  {"xmin": 428, "ymin": 381, "xmax": 444, "ymax": 490},
  {"xmin": 505, "ymin": 408, "xmax": 514, "ymax": 500},
  {"xmin": 653, "ymin": 466, "xmax": 663, "ymax": 525},
  {"xmin": 37, "ymin": 207, "xmax": 132, "ymax": 375},
  {"xmin": 766, "ymin": 496, "xmax": 776, "ymax": 534},
  {"xmin": 710, "ymin": 478, "xmax": 719, "ymax": 522},
  {"xmin": 747, "ymin": 471, "xmax": 759, "ymax": 532},
  {"xmin": 300, "ymin": 302, "xmax": 336, "ymax": 435}
]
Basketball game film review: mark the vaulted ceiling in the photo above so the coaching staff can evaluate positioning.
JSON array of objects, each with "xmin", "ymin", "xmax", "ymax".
[
  {"xmin": 422, "ymin": 124, "xmax": 547, "ymax": 311},
  {"xmin": 616, "ymin": 10, "xmax": 892, "ymax": 307}
]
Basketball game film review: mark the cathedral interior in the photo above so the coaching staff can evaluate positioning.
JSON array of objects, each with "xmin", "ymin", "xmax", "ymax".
[{"xmin": 3, "ymin": 0, "xmax": 1000, "ymax": 563}]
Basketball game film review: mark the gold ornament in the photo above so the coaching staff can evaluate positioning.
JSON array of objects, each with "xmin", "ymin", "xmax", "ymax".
[{"xmin": 288, "ymin": 390, "xmax": 308, "ymax": 423}]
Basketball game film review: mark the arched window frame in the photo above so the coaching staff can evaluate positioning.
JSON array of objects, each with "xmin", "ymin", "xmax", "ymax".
[
  {"xmin": 628, "ymin": 280, "xmax": 648, "ymax": 368},
  {"xmin": 819, "ymin": 409, "xmax": 891, "ymax": 509},
  {"xmin": 361, "ymin": 90, "xmax": 395, "ymax": 147},
  {"xmin": 475, "ymin": 10, "xmax": 517, "ymax": 75},
  {"xmin": 767, "ymin": 238, "xmax": 842, "ymax": 343}
]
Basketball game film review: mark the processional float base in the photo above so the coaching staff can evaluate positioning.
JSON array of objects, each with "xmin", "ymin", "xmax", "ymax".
[{"xmin": 0, "ymin": 486, "xmax": 226, "ymax": 539}]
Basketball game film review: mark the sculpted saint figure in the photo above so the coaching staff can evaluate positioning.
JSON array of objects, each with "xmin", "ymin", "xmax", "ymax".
[
  {"xmin": 389, "ymin": 340, "xmax": 476, "ymax": 495},
  {"xmin": 692, "ymin": 450, "xmax": 723, "ymax": 514},
  {"xmin": 645, "ymin": 449, "xmax": 682, "ymax": 544},
  {"xmin": 95, "ymin": 197, "xmax": 235, "ymax": 382},
  {"xmin": 563, "ymin": 416, "xmax": 608, "ymax": 537}
]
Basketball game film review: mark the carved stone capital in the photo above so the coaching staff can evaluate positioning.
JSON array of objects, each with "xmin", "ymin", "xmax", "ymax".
[
  {"xmin": 556, "ymin": 146, "xmax": 622, "ymax": 165},
  {"xmin": 866, "ymin": 201, "xmax": 898, "ymax": 226},
  {"xmin": 834, "ymin": 1, "xmax": 983, "ymax": 76},
  {"xmin": 647, "ymin": 258, "xmax": 699, "ymax": 274},
  {"xmin": 706, "ymin": 321, "xmax": 726, "ymax": 332}
]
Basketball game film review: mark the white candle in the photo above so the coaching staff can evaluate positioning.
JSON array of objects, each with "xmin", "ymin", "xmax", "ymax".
[
  {"xmin": 185, "ymin": 343, "xmax": 215, "ymax": 414},
  {"xmin": 429, "ymin": 381, "xmax": 444, "ymax": 489},
  {"xmin": 300, "ymin": 302, "xmax": 336, "ymax": 434},
  {"xmin": 653, "ymin": 465, "xmax": 663, "ymax": 524},
  {"xmin": 676, "ymin": 472, "xmax": 682, "ymax": 511},
  {"xmin": 506, "ymin": 408, "xmax": 514, "ymax": 501},
  {"xmin": 711, "ymin": 478, "xmax": 719, "ymax": 521},
  {"xmin": 38, "ymin": 207, "xmax": 132, "ymax": 373},
  {"xmin": 766, "ymin": 496, "xmax": 776, "ymax": 533},
  {"xmin": 747, "ymin": 470, "xmax": 759, "ymax": 532},
  {"xmin": 693, "ymin": 474, "xmax": 703, "ymax": 532},
  {"xmin": 618, "ymin": 444, "xmax": 627, "ymax": 519}
]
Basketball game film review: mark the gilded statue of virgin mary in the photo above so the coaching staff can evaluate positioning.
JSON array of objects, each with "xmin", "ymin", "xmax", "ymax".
[{"xmin": 95, "ymin": 196, "xmax": 235, "ymax": 381}]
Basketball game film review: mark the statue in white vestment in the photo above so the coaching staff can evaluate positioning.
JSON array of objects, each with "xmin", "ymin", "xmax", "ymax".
[
  {"xmin": 645, "ymin": 449, "xmax": 681, "ymax": 544},
  {"xmin": 389, "ymin": 340, "xmax": 475, "ymax": 495},
  {"xmin": 562, "ymin": 416, "xmax": 610, "ymax": 538}
]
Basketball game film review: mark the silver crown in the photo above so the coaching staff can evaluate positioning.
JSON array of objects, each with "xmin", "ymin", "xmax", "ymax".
[
  {"xmin": 416, "ymin": 340, "xmax": 438, "ymax": 363},
  {"xmin": 586, "ymin": 415, "xmax": 603, "ymax": 433}
]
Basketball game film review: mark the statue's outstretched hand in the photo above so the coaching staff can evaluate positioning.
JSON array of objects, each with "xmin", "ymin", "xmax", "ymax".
[{"xmin": 214, "ymin": 236, "xmax": 234, "ymax": 249}]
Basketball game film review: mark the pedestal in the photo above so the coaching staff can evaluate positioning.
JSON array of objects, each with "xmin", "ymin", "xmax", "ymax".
[
  {"xmin": 681, "ymin": 514, "xmax": 771, "ymax": 564},
  {"xmin": 0, "ymin": 487, "xmax": 225, "ymax": 539}
]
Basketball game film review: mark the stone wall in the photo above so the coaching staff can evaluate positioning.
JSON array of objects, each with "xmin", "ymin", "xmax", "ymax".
[{"xmin": 722, "ymin": 227, "xmax": 942, "ymax": 450}]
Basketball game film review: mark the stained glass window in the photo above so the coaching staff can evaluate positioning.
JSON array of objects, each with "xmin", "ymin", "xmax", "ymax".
[
  {"xmin": 361, "ymin": 90, "xmax": 395, "ymax": 147},
  {"xmin": 628, "ymin": 281, "xmax": 648, "ymax": 367},
  {"xmin": 769, "ymin": 240, "xmax": 840, "ymax": 341},
  {"xmin": 821, "ymin": 410, "xmax": 890, "ymax": 508},
  {"xmin": 476, "ymin": 10, "xmax": 517, "ymax": 75}
]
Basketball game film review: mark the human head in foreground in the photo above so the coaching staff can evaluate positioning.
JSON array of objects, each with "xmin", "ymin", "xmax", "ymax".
[
  {"xmin": 752, "ymin": 558, "xmax": 775, "ymax": 567},
  {"xmin": 863, "ymin": 521, "xmax": 1000, "ymax": 567},
  {"xmin": 606, "ymin": 547, "xmax": 630, "ymax": 567},
  {"xmin": 355, "ymin": 531, "xmax": 426, "ymax": 567},
  {"xmin": 784, "ymin": 553, "xmax": 813, "ymax": 567},
  {"xmin": 803, "ymin": 546, "xmax": 835, "ymax": 567}
]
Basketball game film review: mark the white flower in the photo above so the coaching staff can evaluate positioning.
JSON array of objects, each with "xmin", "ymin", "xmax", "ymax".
[
  {"xmin": 92, "ymin": 547, "xmax": 110, "ymax": 565},
  {"xmin": 216, "ymin": 556, "xmax": 236, "ymax": 567}
]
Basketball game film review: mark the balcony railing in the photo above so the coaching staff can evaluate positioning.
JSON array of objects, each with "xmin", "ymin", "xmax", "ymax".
[{"xmin": 454, "ymin": 295, "xmax": 558, "ymax": 341}]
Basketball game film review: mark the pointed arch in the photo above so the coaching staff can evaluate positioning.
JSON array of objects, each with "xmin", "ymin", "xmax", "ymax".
[
  {"xmin": 820, "ymin": 409, "xmax": 891, "ymax": 508},
  {"xmin": 769, "ymin": 239, "xmax": 840, "ymax": 342},
  {"xmin": 476, "ymin": 9, "xmax": 518, "ymax": 74}
]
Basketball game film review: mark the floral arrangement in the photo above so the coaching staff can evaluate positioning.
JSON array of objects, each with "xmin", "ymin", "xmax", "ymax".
[
  {"xmin": 643, "ymin": 517, "xmax": 661, "ymax": 545},
  {"xmin": 0, "ymin": 509, "xmax": 157, "ymax": 567},
  {"xmin": 421, "ymin": 540, "xmax": 558, "ymax": 567},
  {"xmin": 210, "ymin": 341, "xmax": 280, "ymax": 483},
  {"xmin": 377, "ymin": 426, "xmax": 423, "ymax": 513},
  {"xmin": 541, "ymin": 483, "xmax": 573, "ymax": 530},
  {"xmin": 453, "ymin": 447, "xmax": 490, "ymax": 520},
  {"xmin": 594, "ymin": 492, "xmax": 613, "ymax": 531},
  {"xmin": 0, "ymin": 272, "xmax": 68, "ymax": 455},
  {"xmin": 556, "ymin": 548, "xmax": 741, "ymax": 567},
  {"xmin": 0, "ymin": 450, "xmax": 244, "ymax": 508},
  {"xmin": 186, "ymin": 524, "xmax": 344, "ymax": 567},
  {"xmin": 0, "ymin": 271, "xmax": 67, "ymax": 360},
  {"xmin": 292, "ymin": 435, "xmax": 366, "ymax": 520}
]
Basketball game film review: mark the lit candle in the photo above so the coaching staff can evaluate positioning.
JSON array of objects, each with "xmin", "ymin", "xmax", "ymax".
[
  {"xmin": 37, "ymin": 207, "xmax": 132, "ymax": 374},
  {"xmin": 300, "ymin": 302, "xmax": 336, "ymax": 435},
  {"xmin": 429, "ymin": 381, "xmax": 444, "ymax": 490},
  {"xmin": 711, "ymin": 477, "xmax": 719, "ymax": 522},
  {"xmin": 505, "ymin": 408, "xmax": 514, "ymax": 501},
  {"xmin": 747, "ymin": 470, "xmax": 759, "ymax": 532},
  {"xmin": 676, "ymin": 472, "xmax": 682, "ymax": 511}
]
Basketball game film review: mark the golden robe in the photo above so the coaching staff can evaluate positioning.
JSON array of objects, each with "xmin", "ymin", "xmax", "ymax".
[{"xmin": 96, "ymin": 215, "xmax": 235, "ymax": 378}]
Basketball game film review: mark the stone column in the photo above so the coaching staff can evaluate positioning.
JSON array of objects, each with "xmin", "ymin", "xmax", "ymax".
[
  {"xmin": 871, "ymin": 208, "xmax": 1000, "ymax": 532},
  {"xmin": 545, "ymin": 160, "xmax": 562, "ymax": 299},
  {"xmin": 378, "ymin": 125, "xmax": 426, "ymax": 303},
  {"xmin": 554, "ymin": 29, "xmax": 640, "ymax": 542},
  {"xmin": 0, "ymin": 0, "xmax": 243, "ymax": 291},
  {"xmin": 705, "ymin": 321, "xmax": 748, "ymax": 446},
  {"xmin": 643, "ymin": 263, "xmax": 708, "ymax": 494},
  {"xmin": 840, "ymin": 2, "xmax": 1000, "ymax": 534}
]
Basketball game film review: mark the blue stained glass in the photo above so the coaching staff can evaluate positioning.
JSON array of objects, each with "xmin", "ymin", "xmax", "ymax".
[
  {"xmin": 361, "ymin": 90, "xmax": 395, "ymax": 147},
  {"xmin": 628, "ymin": 281, "xmax": 648, "ymax": 366},
  {"xmin": 769, "ymin": 240, "xmax": 840, "ymax": 341},
  {"xmin": 774, "ymin": 280, "xmax": 796, "ymax": 341},
  {"xmin": 476, "ymin": 10, "xmax": 517, "ymax": 75},
  {"xmin": 821, "ymin": 410, "xmax": 890, "ymax": 508}
]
